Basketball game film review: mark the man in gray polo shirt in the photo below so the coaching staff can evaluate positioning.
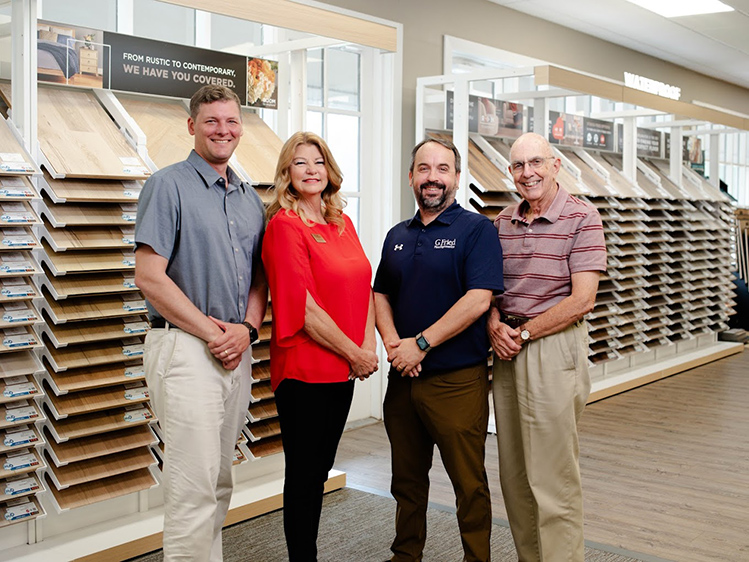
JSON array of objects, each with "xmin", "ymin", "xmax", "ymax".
[{"xmin": 134, "ymin": 85, "xmax": 266, "ymax": 562}]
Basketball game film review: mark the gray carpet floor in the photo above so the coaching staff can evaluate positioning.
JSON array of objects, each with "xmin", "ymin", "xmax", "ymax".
[{"xmin": 128, "ymin": 487, "xmax": 655, "ymax": 561}]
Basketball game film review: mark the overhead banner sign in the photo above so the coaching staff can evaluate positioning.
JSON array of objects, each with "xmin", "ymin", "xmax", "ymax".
[
  {"xmin": 616, "ymin": 125, "xmax": 663, "ymax": 158},
  {"xmin": 445, "ymin": 90, "xmax": 524, "ymax": 139},
  {"xmin": 37, "ymin": 21, "xmax": 278, "ymax": 109},
  {"xmin": 548, "ymin": 111, "xmax": 614, "ymax": 151},
  {"xmin": 103, "ymin": 32, "xmax": 248, "ymax": 102}
]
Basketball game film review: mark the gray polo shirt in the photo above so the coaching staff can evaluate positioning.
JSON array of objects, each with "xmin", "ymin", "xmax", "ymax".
[{"xmin": 135, "ymin": 150, "xmax": 265, "ymax": 324}]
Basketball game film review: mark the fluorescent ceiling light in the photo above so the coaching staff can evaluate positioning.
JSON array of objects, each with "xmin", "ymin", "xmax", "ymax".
[{"xmin": 624, "ymin": 0, "xmax": 734, "ymax": 17}]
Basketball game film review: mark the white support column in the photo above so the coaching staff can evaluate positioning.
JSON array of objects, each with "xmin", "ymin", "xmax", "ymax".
[
  {"xmin": 452, "ymin": 77, "xmax": 469, "ymax": 209},
  {"xmin": 621, "ymin": 117, "xmax": 637, "ymax": 183},
  {"xmin": 288, "ymin": 49, "xmax": 306, "ymax": 136},
  {"xmin": 709, "ymin": 133, "xmax": 720, "ymax": 189},
  {"xmin": 11, "ymin": 0, "xmax": 37, "ymax": 155},
  {"xmin": 669, "ymin": 126, "xmax": 683, "ymax": 187},
  {"xmin": 194, "ymin": 10, "xmax": 211, "ymax": 48},
  {"xmin": 117, "ymin": 0, "xmax": 134, "ymax": 34},
  {"xmin": 533, "ymin": 96, "xmax": 547, "ymax": 138},
  {"xmin": 276, "ymin": 51, "xmax": 291, "ymax": 141}
]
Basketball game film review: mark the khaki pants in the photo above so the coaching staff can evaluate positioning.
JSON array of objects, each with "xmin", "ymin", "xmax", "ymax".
[
  {"xmin": 145, "ymin": 325, "xmax": 252, "ymax": 562},
  {"xmin": 492, "ymin": 322, "xmax": 590, "ymax": 562},
  {"xmin": 384, "ymin": 363, "xmax": 492, "ymax": 562}
]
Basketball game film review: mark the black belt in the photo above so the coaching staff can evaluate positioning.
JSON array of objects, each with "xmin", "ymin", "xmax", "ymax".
[
  {"xmin": 150, "ymin": 318, "xmax": 166, "ymax": 329},
  {"xmin": 501, "ymin": 313, "xmax": 532, "ymax": 329}
]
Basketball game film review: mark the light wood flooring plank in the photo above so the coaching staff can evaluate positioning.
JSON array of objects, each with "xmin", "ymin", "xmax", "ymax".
[
  {"xmin": 0, "ymin": 84, "xmax": 150, "ymax": 180},
  {"xmin": 234, "ymin": 110, "xmax": 284, "ymax": 185},
  {"xmin": 116, "ymin": 95, "xmax": 193, "ymax": 170}
]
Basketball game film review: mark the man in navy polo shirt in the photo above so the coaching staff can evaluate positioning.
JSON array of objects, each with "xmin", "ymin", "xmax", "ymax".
[{"xmin": 374, "ymin": 138, "xmax": 504, "ymax": 562}]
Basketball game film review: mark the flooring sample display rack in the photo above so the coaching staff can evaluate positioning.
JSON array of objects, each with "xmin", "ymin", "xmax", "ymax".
[
  {"xmin": 0, "ymin": 115, "xmax": 47, "ymax": 529},
  {"xmin": 434, "ymin": 130, "xmax": 740, "ymax": 396},
  {"xmin": 0, "ymin": 83, "xmax": 160, "ymax": 522}
]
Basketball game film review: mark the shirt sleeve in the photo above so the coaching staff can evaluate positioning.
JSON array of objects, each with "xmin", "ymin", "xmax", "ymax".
[
  {"xmin": 261, "ymin": 213, "xmax": 319, "ymax": 346},
  {"xmin": 569, "ymin": 207, "xmax": 607, "ymax": 273},
  {"xmin": 372, "ymin": 229, "xmax": 394, "ymax": 296},
  {"xmin": 134, "ymin": 173, "xmax": 180, "ymax": 259},
  {"xmin": 463, "ymin": 217, "xmax": 505, "ymax": 293}
]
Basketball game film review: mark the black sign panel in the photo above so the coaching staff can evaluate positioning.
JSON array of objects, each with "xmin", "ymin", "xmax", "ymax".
[
  {"xmin": 616, "ymin": 124, "xmax": 663, "ymax": 157},
  {"xmin": 549, "ymin": 111, "xmax": 614, "ymax": 151},
  {"xmin": 445, "ymin": 90, "xmax": 524, "ymax": 138},
  {"xmin": 103, "ymin": 31, "xmax": 247, "ymax": 102}
]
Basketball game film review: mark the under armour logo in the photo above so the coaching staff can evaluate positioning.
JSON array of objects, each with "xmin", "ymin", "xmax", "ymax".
[{"xmin": 394, "ymin": 244, "xmax": 403, "ymax": 251}]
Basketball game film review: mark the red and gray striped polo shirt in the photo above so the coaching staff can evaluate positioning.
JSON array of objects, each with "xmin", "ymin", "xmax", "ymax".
[{"xmin": 494, "ymin": 185, "xmax": 606, "ymax": 318}]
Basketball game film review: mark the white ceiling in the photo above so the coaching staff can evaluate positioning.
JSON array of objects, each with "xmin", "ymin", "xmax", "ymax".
[{"xmin": 488, "ymin": 0, "xmax": 749, "ymax": 90}]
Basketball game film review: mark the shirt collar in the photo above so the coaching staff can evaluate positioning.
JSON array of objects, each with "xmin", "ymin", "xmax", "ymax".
[
  {"xmin": 512, "ymin": 183, "xmax": 568, "ymax": 224},
  {"xmin": 187, "ymin": 149, "xmax": 246, "ymax": 193},
  {"xmin": 407, "ymin": 200, "xmax": 462, "ymax": 228}
]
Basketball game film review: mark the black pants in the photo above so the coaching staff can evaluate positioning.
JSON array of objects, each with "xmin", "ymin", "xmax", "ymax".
[{"xmin": 275, "ymin": 378, "xmax": 355, "ymax": 562}]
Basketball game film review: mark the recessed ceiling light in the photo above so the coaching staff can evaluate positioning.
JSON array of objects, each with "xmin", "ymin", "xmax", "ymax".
[{"xmin": 624, "ymin": 0, "xmax": 734, "ymax": 18}]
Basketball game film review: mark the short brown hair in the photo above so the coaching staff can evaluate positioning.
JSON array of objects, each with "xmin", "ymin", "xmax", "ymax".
[
  {"xmin": 189, "ymin": 85, "xmax": 242, "ymax": 119},
  {"xmin": 410, "ymin": 138, "xmax": 461, "ymax": 174}
]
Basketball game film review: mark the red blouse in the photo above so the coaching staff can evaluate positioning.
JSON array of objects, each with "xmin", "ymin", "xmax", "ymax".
[{"xmin": 261, "ymin": 209, "xmax": 372, "ymax": 391}]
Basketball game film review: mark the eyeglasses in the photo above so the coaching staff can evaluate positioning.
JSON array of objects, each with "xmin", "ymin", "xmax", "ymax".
[{"xmin": 510, "ymin": 156, "xmax": 555, "ymax": 174}]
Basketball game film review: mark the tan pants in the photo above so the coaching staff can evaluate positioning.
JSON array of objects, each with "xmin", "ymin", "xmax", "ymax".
[
  {"xmin": 145, "ymin": 325, "xmax": 252, "ymax": 562},
  {"xmin": 492, "ymin": 322, "xmax": 590, "ymax": 562}
]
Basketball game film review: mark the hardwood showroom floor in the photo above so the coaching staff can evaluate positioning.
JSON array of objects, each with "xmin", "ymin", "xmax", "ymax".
[{"xmin": 334, "ymin": 349, "xmax": 749, "ymax": 562}]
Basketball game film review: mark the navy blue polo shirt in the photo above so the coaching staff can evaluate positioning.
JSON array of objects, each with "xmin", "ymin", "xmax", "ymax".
[{"xmin": 374, "ymin": 201, "xmax": 504, "ymax": 373}]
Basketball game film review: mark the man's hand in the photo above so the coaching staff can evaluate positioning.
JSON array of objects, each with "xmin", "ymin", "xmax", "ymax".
[
  {"xmin": 487, "ymin": 312, "xmax": 522, "ymax": 360},
  {"xmin": 387, "ymin": 338, "xmax": 426, "ymax": 377},
  {"xmin": 207, "ymin": 316, "xmax": 250, "ymax": 364}
]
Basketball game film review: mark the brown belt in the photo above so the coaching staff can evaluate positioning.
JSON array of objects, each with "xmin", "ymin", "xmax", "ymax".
[{"xmin": 501, "ymin": 313, "xmax": 532, "ymax": 329}]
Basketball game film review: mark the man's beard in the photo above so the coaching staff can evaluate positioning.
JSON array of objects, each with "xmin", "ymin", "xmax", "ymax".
[{"xmin": 417, "ymin": 181, "xmax": 449, "ymax": 212}]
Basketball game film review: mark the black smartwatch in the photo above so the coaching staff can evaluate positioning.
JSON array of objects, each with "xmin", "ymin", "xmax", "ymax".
[
  {"xmin": 415, "ymin": 332, "xmax": 431, "ymax": 353},
  {"xmin": 242, "ymin": 321, "xmax": 259, "ymax": 344}
]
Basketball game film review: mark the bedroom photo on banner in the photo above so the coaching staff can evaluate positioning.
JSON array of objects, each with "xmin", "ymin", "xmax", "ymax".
[{"xmin": 37, "ymin": 22, "xmax": 110, "ymax": 89}]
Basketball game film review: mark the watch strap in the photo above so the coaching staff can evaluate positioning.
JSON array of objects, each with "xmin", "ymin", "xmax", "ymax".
[
  {"xmin": 415, "ymin": 332, "xmax": 431, "ymax": 353},
  {"xmin": 242, "ymin": 321, "xmax": 259, "ymax": 344}
]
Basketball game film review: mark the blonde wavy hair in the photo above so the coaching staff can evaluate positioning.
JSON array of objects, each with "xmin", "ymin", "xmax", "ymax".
[{"xmin": 267, "ymin": 132, "xmax": 346, "ymax": 232}]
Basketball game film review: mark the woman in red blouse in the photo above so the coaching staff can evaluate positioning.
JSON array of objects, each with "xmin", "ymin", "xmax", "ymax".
[{"xmin": 262, "ymin": 131, "xmax": 378, "ymax": 561}]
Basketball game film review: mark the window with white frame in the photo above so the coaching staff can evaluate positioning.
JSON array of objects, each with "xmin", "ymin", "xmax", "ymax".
[{"xmin": 306, "ymin": 46, "xmax": 362, "ymax": 232}]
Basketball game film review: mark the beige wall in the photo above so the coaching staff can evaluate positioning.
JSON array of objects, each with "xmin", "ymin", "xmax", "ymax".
[{"xmin": 320, "ymin": 0, "xmax": 749, "ymax": 216}]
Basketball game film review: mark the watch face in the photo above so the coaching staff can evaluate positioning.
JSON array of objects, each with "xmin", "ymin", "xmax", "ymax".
[{"xmin": 520, "ymin": 329, "xmax": 530, "ymax": 341}]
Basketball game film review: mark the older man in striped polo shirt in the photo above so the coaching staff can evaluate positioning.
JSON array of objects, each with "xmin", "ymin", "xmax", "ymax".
[{"xmin": 488, "ymin": 132, "xmax": 607, "ymax": 562}]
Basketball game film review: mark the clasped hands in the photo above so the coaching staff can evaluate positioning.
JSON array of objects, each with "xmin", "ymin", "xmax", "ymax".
[
  {"xmin": 207, "ymin": 316, "xmax": 250, "ymax": 371},
  {"xmin": 487, "ymin": 315, "xmax": 523, "ymax": 361},
  {"xmin": 348, "ymin": 347, "xmax": 379, "ymax": 381},
  {"xmin": 386, "ymin": 337, "xmax": 425, "ymax": 377}
]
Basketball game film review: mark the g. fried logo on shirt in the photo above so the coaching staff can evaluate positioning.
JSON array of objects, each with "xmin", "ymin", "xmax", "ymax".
[
  {"xmin": 394, "ymin": 244, "xmax": 404, "ymax": 251},
  {"xmin": 434, "ymin": 239, "xmax": 456, "ymax": 249}
]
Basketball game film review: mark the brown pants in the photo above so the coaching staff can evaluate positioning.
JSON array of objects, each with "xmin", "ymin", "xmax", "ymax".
[
  {"xmin": 493, "ymin": 322, "xmax": 590, "ymax": 562},
  {"xmin": 384, "ymin": 362, "xmax": 492, "ymax": 562}
]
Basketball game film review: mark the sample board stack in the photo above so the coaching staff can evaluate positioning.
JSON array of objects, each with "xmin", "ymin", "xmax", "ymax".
[
  {"xmin": 439, "ymin": 130, "xmax": 736, "ymax": 379},
  {"xmin": 0, "ymin": 115, "xmax": 46, "ymax": 529},
  {"xmin": 0, "ymin": 83, "xmax": 162, "ymax": 513},
  {"xmin": 736, "ymin": 207, "xmax": 749, "ymax": 285},
  {"xmin": 115, "ymin": 94, "xmax": 284, "ymax": 464}
]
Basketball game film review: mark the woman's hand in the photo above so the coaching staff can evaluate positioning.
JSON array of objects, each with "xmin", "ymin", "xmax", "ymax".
[{"xmin": 348, "ymin": 347, "xmax": 379, "ymax": 381}]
